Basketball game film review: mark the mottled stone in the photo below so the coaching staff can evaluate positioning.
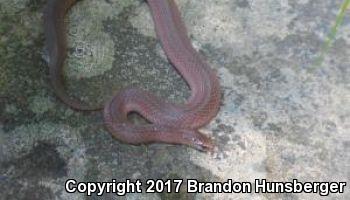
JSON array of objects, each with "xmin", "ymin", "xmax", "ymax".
[{"xmin": 0, "ymin": 0, "xmax": 349, "ymax": 199}]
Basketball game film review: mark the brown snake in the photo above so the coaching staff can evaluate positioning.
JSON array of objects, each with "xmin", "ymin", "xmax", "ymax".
[{"xmin": 44, "ymin": 0, "xmax": 221, "ymax": 151}]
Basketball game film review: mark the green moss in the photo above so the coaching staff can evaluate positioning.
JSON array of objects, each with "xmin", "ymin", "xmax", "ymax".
[
  {"xmin": 28, "ymin": 95, "xmax": 55, "ymax": 114},
  {"xmin": 0, "ymin": 7, "xmax": 45, "ymax": 98}
]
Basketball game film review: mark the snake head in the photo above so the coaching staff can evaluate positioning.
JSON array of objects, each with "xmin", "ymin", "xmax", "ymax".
[{"xmin": 183, "ymin": 130, "xmax": 215, "ymax": 152}]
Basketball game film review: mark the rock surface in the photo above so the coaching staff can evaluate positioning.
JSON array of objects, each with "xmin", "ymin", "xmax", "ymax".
[{"xmin": 0, "ymin": 0, "xmax": 349, "ymax": 199}]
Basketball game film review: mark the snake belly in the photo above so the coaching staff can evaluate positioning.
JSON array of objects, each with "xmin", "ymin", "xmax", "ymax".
[{"xmin": 44, "ymin": 0, "xmax": 221, "ymax": 151}]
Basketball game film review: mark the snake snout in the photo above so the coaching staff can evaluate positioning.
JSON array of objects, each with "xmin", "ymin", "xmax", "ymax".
[
  {"xmin": 183, "ymin": 130, "xmax": 215, "ymax": 152},
  {"xmin": 195, "ymin": 137, "xmax": 215, "ymax": 152}
]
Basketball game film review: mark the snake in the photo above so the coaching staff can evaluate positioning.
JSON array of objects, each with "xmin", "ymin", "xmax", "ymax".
[{"xmin": 44, "ymin": 0, "xmax": 221, "ymax": 151}]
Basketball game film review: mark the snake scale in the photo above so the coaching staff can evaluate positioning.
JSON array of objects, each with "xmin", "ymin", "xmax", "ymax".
[{"xmin": 44, "ymin": 0, "xmax": 221, "ymax": 151}]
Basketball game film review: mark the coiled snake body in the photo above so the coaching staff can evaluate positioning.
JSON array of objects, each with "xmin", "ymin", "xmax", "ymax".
[{"xmin": 44, "ymin": 0, "xmax": 221, "ymax": 151}]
